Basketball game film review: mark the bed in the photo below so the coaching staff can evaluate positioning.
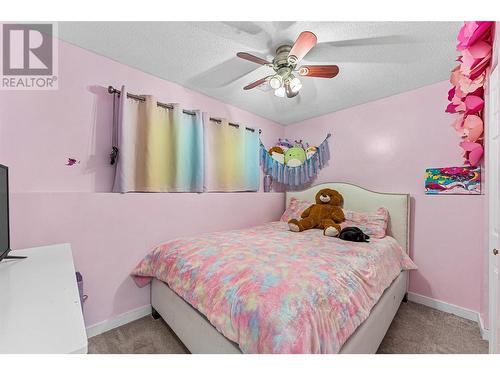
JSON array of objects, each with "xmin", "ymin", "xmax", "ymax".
[{"xmin": 132, "ymin": 182, "xmax": 414, "ymax": 353}]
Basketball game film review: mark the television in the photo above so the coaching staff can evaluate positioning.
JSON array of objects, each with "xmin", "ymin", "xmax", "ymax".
[{"xmin": 0, "ymin": 165, "xmax": 26, "ymax": 262}]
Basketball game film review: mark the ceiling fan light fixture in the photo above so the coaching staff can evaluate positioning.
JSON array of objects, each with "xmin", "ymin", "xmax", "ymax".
[
  {"xmin": 269, "ymin": 75, "xmax": 283, "ymax": 90},
  {"xmin": 289, "ymin": 77, "xmax": 302, "ymax": 93},
  {"xmin": 284, "ymin": 81, "xmax": 299, "ymax": 98},
  {"xmin": 274, "ymin": 87, "xmax": 286, "ymax": 97}
]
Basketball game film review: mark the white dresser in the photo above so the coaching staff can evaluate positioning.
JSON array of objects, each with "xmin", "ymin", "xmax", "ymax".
[{"xmin": 0, "ymin": 243, "xmax": 88, "ymax": 353}]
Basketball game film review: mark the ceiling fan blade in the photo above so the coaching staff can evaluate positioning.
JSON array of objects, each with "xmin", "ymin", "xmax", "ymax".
[
  {"xmin": 237, "ymin": 52, "xmax": 271, "ymax": 65},
  {"xmin": 318, "ymin": 35, "xmax": 414, "ymax": 47},
  {"xmin": 305, "ymin": 37, "xmax": 454, "ymax": 63},
  {"xmin": 189, "ymin": 57, "xmax": 263, "ymax": 88},
  {"xmin": 288, "ymin": 31, "xmax": 317, "ymax": 64},
  {"xmin": 194, "ymin": 23, "xmax": 271, "ymax": 51},
  {"xmin": 298, "ymin": 65, "xmax": 340, "ymax": 78},
  {"xmin": 243, "ymin": 76, "xmax": 271, "ymax": 90}
]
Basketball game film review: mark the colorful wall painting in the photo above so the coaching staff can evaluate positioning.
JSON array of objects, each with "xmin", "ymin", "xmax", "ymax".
[{"xmin": 425, "ymin": 166, "xmax": 480, "ymax": 195}]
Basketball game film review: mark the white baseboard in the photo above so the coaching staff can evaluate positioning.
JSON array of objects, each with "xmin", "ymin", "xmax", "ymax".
[
  {"xmin": 478, "ymin": 314, "xmax": 490, "ymax": 341},
  {"xmin": 86, "ymin": 304, "xmax": 152, "ymax": 339},
  {"xmin": 407, "ymin": 292, "xmax": 488, "ymax": 341},
  {"xmin": 407, "ymin": 292, "xmax": 478, "ymax": 321}
]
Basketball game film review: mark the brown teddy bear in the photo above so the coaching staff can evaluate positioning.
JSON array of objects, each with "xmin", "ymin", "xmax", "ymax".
[{"xmin": 288, "ymin": 188, "xmax": 345, "ymax": 237}]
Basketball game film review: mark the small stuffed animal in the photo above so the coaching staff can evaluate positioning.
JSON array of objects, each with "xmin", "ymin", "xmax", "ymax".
[
  {"xmin": 305, "ymin": 146, "xmax": 317, "ymax": 159},
  {"xmin": 288, "ymin": 188, "xmax": 345, "ymax": 237},
  {"xmin": 338, "ymin": 227, "xmax": 370, "ymax": 242},
  {"xmin": 277, "ymin": 138, "xmax": 293, "ymax": 151},
  {"xmin": 268, "ymin": 146, "xmax": 284, "ymax": 156},
  {"xmin": 284, "ymin": 147, "xmax": 307, "ymax": 167},
  {"xmin": 268, "ymin": 146, "xmax": 285, "ymax": 164}
]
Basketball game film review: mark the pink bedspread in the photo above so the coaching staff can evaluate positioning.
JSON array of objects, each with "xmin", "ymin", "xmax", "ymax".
[{"xmin": 131, "ymin": 221, "xmax": 416, "ymax": 353}]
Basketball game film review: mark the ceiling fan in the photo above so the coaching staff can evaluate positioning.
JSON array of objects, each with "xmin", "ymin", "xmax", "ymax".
[{"xmin": 237, "ymin": 31, "xmax": 339, "ymax": 98}]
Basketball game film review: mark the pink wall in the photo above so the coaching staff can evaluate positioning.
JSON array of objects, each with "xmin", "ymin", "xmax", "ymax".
[
  {"xmin": 285, "ymin": 80, "xmax": 484, "ymax": 312},
  {"xmin": 0, "ymin": 39, "xmax": 286, "ymax": 327}
]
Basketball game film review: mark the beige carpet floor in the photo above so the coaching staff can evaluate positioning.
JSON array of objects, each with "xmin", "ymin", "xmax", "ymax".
[{"xmin": 88, "ymin": 301, "xmax": 488, "ymax": 354}]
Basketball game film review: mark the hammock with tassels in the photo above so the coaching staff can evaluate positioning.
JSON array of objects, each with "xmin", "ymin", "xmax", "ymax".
[{"xmin": 260, "ymin": 134, "xmax": 331, "ymax": 187}]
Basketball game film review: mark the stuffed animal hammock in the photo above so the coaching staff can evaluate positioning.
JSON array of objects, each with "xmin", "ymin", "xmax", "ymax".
[{"xmin": 260, "ymin": 134, "xmax": 331, "ymax": 187}]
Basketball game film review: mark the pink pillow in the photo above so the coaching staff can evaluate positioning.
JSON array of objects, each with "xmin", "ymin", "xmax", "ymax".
[
  {"xmin": 341, "ymin": 208, "xmax": 389, "ymax": 239},
  {"xmin": 280, "ymin": 198, "xmax": 312, "ymax": 222}
]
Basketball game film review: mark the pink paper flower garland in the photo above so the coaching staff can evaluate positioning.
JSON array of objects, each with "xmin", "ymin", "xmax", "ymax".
[{"xmin": 446, "ymin": 21, "xmax": 494, "ymax": 166}]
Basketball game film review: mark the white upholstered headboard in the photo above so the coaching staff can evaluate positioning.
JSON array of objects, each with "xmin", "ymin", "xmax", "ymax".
[{"xmin": 285, "ymin": 182, "xmax": 410, "ymax": 253}]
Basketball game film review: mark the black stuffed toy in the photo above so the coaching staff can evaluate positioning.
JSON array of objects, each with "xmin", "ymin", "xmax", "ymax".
[{"xmin": 338, "ymin": 227, "xmax": 370, "ymax": 243}]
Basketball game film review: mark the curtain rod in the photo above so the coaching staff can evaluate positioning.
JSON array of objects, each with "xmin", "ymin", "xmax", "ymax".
[{"xmin": 108, "ymin": 86, "xmax": 261, "ymax": 134}]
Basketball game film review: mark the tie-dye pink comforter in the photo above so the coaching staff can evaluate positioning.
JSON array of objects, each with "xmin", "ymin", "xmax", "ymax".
[{"xmin": 131, "ymin": 221, "xmax": 416, "ymax": 354}]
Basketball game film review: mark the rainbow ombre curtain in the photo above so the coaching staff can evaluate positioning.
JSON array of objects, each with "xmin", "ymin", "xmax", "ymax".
[
  {"xmin": 112, "ymin": 87, "xmax": 260, "ymax": 193},
  {"xmin": 112, "ymin": 87, "xmax": 204, "ymax": 192},
  {"xmin": 203, "ymin": 117, "xmax": 260, "ymax": 192}
]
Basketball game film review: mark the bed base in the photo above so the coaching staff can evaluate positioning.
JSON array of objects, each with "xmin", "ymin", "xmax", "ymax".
[{"xmin": 151, "ymin": 270, "xmax": 408, "ymax": 354}]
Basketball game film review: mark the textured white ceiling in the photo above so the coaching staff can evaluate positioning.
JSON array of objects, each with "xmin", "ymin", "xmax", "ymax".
[{"xmin": 59, "ymin": 22, "xmax": 461, "ymax": 125}]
